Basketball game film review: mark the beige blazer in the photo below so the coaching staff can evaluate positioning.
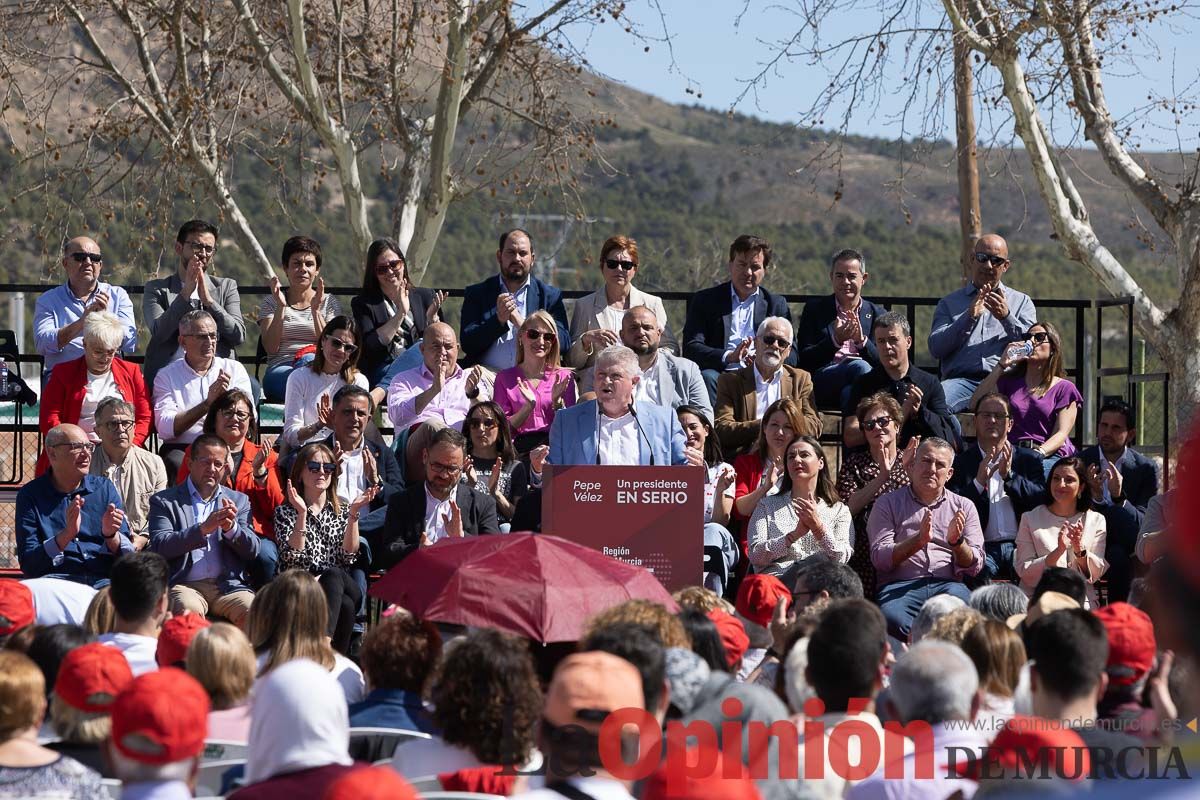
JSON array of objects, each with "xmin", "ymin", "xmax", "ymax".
[
  {"xmin": 714, "ymin": 364, "xmax": 822, "ymax": 456},
  {"xmin": 566, "ymin": 285, "xmax": 678, "ymax": 368},
  {"xmin": 1015, "ymin": 505, "xmax": 1108, "ymax": 608}
]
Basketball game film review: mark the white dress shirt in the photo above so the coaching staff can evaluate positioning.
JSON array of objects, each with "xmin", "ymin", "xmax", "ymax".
[
  {"xmin": 281, "ymin": 367, "xmax": 369, "ymax": 448},
  {"xmin": 723, "ymin": 284, "xmax": 758, "ymax": 370},
  {"xmin": 423, "ymin": 484, "xmax": 454, "ymax": 544},
  {"xmin": 753, "ymin": 364, "xmax": 783, "ymax": 419},
  {"xmin": 597, "ymin": 411, "xmax": 640, "ymax": 466},
  {"xmin": 481, "ymin": 275, "xmax": 531, "ymax": 371},
  {"xmin": 636, "ymin": 355, "xmax": 661, "ymax": 405},
  {"xmin": 336, "ymin": 445, "xmax": 370, "ymax": 520},
  {"xmin": 79, "ymin": 370, "xmax": 121, "ymax": 441},
  {"xmin": 152, "ymin": 356, "xmax": 254, "ymax": 444},
  {"xmin": 972, "ymin": 445, "xmax": 1018, "ymax": 542}
]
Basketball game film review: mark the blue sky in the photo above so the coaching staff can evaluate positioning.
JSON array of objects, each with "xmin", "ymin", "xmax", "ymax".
[{"xmin": 559, "ymin": 0, "xmax": 1200, "ymax": 149}]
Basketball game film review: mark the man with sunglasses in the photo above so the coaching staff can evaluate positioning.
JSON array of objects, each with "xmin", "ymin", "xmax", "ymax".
[
  {"xmin": 90, "ymin": 397, "xmax": 168, "ymax": 550},
  {"xmin": 714, "ymin": 316, "xmax": 821, "ymax": 456},
  {"xmin": 928, "ymin": 234, "xmax": 1037, "ymax": 414},
  {"xmin": 34, "ymin": 236, "xmax": 138, "ymax": 375},
  {"xmin": 142, "ymin": 220, "xmax": 247, "ymax": 393}
]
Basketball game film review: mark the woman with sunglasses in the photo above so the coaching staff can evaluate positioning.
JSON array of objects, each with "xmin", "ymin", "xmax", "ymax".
[
  {"xmin": 462, "ymin": 401, "xmax": 529, "ymax": 529},
  {"xmin": 836, "ymin": 392, "xmax": 916, "ymax": 595},
  {"xmin": 969, "ymin": 321, "xmax": 1081, "ymax": 476},
  {"xmin": 493, "ymin": 310, "xmax": 577, "ymax": 454},
  {"xmin": 566, "ymin": 235, "xmax": 677, "ymax": 370},
  {"xmin": 352, "ymin": 238, "xmax": 446, "ymax": 387},
  {"xmin": 276, "ymin": 443, "xmax": 377, "ymax": 655},
  {"xmin": 282, "ymin": 316, "xmax": 370, "ymax": 453}
]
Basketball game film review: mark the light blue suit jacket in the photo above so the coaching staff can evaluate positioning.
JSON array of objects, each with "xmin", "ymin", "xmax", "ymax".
[{"xmin": 549, "ymin": 399, "xmax": 687, "ymax": 467}]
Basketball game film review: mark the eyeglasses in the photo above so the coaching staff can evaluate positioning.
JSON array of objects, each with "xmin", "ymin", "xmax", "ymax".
[
  {"xmin": 525, "ymin": 329, "xmax": 555, "ymax": 343},
  {"xmin": 185, "ymin": 242, "xmax": 215, "ymax": 255},
  {"xmin": 977, "ymin": 411, "xmax": 1009, "ymax": 422},
  {"xmin": 70, "ymin": 252, "xmax": 103, "ymax": 264},
  {"xmin": 306, "ymin": 461, "xmax": 337, "ymax": 475},
  {"xmin": 1025, "ymin": 332, "xmax": 1051, "ymax": 344},
  {"xmin": 219, "ymin": 409, "xmax": 251, "ymax": 422},
  {"xmin": 468, "ymin": 418, "xmax": 498, "ymax": 430},
  {"xmin": 53, "ymin": 442, "xmax": 95, "ymax": 454},
  {"xmin": 760, "ymin": 335, "xmax": 790, "ymax": 349},
  {"xmin": 102, "ymin": 419, "xmax": 135, "ymax": 432},
  {"xmin": 374, "ymin": 259, "xmax": 404, "ymax": 276},
  {"xmin": 604, "ymin": 258, "xmax": 636, "ymax": 271},
  {"xmin": 973, "ymin": 252, "xmax": 1008, "ymax": 267},
  {"xmin": 325, "ymin": 337, "xmax": 358, "ymax": 354},
  {"xmin": 184, "ymin": 332, "xmax": 218, "ymax": 341},
  {"xmin": 861, "ymin": 415, "xmax": 894, "ymax": 431},
  {"xmin": 428, "ymin": 461, "xmax": 462, "ymax": 476}
]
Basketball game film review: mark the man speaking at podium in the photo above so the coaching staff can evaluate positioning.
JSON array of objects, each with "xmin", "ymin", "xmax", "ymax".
[{"xmin": 542, "ymin": 345, "xmax": 697, "ymax": 469}]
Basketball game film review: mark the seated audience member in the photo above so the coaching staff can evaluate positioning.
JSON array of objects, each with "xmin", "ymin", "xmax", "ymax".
[
  {"xmin": 545, "ymin": 345, "xmax": 693, "ymax": 469},
  {"xmin": 21, "ymin": 577, "xmax": 96, "ymax": 629},
  {"xmin": 107, "ymin": 668, "xmax": 210, "ymax": 799},
  {"xmin": 1015, "ymin": 457, "xmax": 1108, "ymax": 608},
  {"xmin": 949, "ymin": 392, "xmax": 1047, "ymax": 582},
  {"xmin": 795, "ymin": 248, "xmax": 886, "ymax": 409},
  {"xmin": 1093, "ymin": 603, "xmax": 1160, "ymax": 731},
  {"xmin": 352, "ymin": 237, "xmax": 445, "ymax": 388},
  {"xmin": 246, "ymin": 570, "xmax": 364, "ymax": 703},
  {"xmin": 957, "ymin": 717, "xmax": 1092, "ymax": 796},
  {"xmin": 579, "ymin": 621, "xmax": 670, "ymax": 727},
  {"xmin": 25, "ymin": 624, "xmax": 93, "ymax": 700},
  {"xmin": 175, "ymin": 389, "xmax": 282, "ymax": 585},
  {"xmin": 155, "ymin": 612, "xmax": 210, "ymax": 669},
  {"xmin": 349, "ymin": 613, "xmax": 441, "ymax": 733},
  {"xmin": 968, "ymin": 582, "xmax": 1029, "ymax": 622},
  {"xmin": 393, "ymin": 629, "xmax": 543, "ymax": 777},
  {"xmin": 867, "ymin": 438, "xmax": 984, "ymax": 640},
  {"xmin": 1136, "ymin": 487, "xmax": 1173, "ymax": 565},
  {"xmin": 924, "ymin": 607, "xmax": 984, "ymax": 646},
  {"xmin": 281, "ymin": 316, "xmax": 370, "ymax": 452},
  {"xmin": 845, "ymin": 312, "xmax": 956, "ymax": 449},
  {"xmin": 792, "ymin": 555, "xmax": 865, "ymax": 611},
  {"xmin": 731, "ymin": 398, "xmax": 806, "ymax": 523},
  {"xmin": 149, "ymin": 435, "xmax": 259, "ymax": 628},
  {"xmin": 257, "ymin": 235, "xmax": 343, "ymax": 403},
  {"xmin": 682, "ymin": 234, "xmax": 793, "ymax": 404},
  {"xmin": 378, "ymin": 428, "xmax": 500, "ymax": 569},
  {"xmin": 928, "ymin": 233, "xmax": 1037, "ymax": 413},
  {"xmin": 677, "ymin": 405, "xmax": 738, "ymax": 595},
  {"xmin": 568, "ymin": 234, "xmax": 678, "ymax": 371},
  {"xmin": 584, "ymin": 599, "xmax": 692, "ymax": 652},
  {"xmin": 1024, "ymin": 608, "xmax": 1144, "ymax": 774},
  {"xmin": 0, "ymin": 651, "xmax": 106, "ymax": 796},
  {"xmin": 849, "ymin": 641, "xmax": 987, "ymax": 799},
  {"xmin": 186, "ymin": 622, "xmax": 257, "ymax": 744},
  {"xmin": 34, "ymin": 236, "xmax": 137, "ymax": 376},
  {"xmin": 152, "ymin": 309, "xmax": 253, "ymax": 480},
  {"xmin": 0, "ymin": 580, "xmax": 35, "ymax": 648},
  {"xmin": 18, "ymin": 424, "xmax": 133, "ymax": 588},
  {"xmin": 1029, "ymin": 569, "xmax": 1089, "ymax": 609},
  {"xmin": 37, "ymin": 312, "xmax": 151, "ymax": 473},
  {"xmin": 386, "ymin": 321, "xmax": 484, "ymax": 481},
  {"xmin": 837, "ymin": 392, "xmax": 915, "ymax": 596},
  {"xmin": 277, "ymin": 443, "xmax": 376, "ymax": 656},
  {"xmin": 463, "ymin": 401, "xmax": 530, "ymax": 529},
  {"xmin": 460, "ymin": 228, "xmax": 571, "ymax": 371},
  {"xmin": 494, "ymin": 311, "xmax": 577, "ymax": 453},
  {"xmin": 98, "ymin": 551, "xmax": 169, "ymax": 675},
  {"xmin": 1081, "ymin": 398, "xmax": 1159, "ymax": 603},
  {"xmin": 83, "ymin": 587, "xmax": 116, "ymax": 636},
  {"xmin": 47, "ymin": 641, "xmax": 134, "ymax": 776},
  {"xmin": 961, "ymin": 619, "xmax": 1026, "ymax": 730},
  {"xmin": 733, "ymin": 574, "xmax": 790, "ymax": 680},
  {"xmin": 748, "ymin": 434, "xmax": 852, "ymax": 580},
  {"xmin": 89, "ymin": 398, "xmax": 166, "ymax": 551},
  {"xmin": 676, "ymin": 611, "xmax": 731, "ymax": 674},
  {"xmin": 143, "ymin": 220, "xmax": 247, "ymax": 392},
  {"xmin": 715, "ymin": 315, "xmax": 820, "ymax": 458},
  {"xmin": 970, "ymin": 321, "xmax": 1081, "ymax": 474},
  {"xmin": 325, "ymin": 766, "xmax": 421, "ymax": 799}
]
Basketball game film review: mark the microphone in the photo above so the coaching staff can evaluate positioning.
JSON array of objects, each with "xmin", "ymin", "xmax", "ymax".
[{"xmin": 628, "ymin": 403, "xmax": 655, "ymax": 466}]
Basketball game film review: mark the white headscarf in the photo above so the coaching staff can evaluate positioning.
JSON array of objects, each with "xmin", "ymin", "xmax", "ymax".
[{"xmin": 245, "ymin": 659, "xmax": 353, "ymax": 784}]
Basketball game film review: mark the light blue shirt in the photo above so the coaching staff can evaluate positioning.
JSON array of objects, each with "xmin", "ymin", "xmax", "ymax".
[
  {"xmin": 927, "ymin": 281, "xmax": 1036, "ymax": 379},
  {"xmin": 481, "ymin": 274, "xmax": 531, "ymax": 371},
  {"xmin": 181, "ymin": 478, "xmax": 223, "ymax": 582},
  {"xmin": 723, "ymin": 284, "xmax": 758, "ymax": 370},
  {"xmin": 33, "ymin": 281, "xmax": 138, "ymax": 373}
]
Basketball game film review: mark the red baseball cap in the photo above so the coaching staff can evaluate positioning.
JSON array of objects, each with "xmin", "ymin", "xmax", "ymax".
[
  {"xmin": 706, "ymin": 610, "xmax": 749, "ymax": 671},
  {"xmin": 54, "ymin": 642, "xmax": 135, "ymax": 713},
  {"xmin": 956, "ymin": 715, "xmax": 1089, "ymax": 781},
  {"xmin": 1094, "ymin": 602, "xmax": 1156, "ymax": 686},
  {"xmin": 155, "ymin": 612, "xmax": 212, "ymax": 667},
  {"xmin": 735, "ymin": 574, "xmax": 790, "ymax": 629},
  {"xmin": 0, "ymin": 580, "xmax": 35, "ymax": 636},
  {"xmin": 111, "ymin": 668, "xmax": 210, "ymax": 765},
  {"xmin": 324, "ymin": 766, "xmax": 419, "ymax": 800},
  {"xmin": 642, "ymin": 745, "xmax": 762, "ymax": 800}
]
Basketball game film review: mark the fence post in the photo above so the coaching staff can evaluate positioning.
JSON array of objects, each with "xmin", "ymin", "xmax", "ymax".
[{"xmin": 1082, "ymin": 329, "xmax": 1097, "ymax": 446}]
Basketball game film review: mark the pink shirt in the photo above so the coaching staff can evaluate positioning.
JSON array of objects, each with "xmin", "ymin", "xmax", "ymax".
[
  {"xmin": 493, "ymin": 366, "xmax": 577, "ymax": 435},
  {"xmin": 386, "ymin": 363, "xmax": 472, "ymax": 431},
  {"xmin": 867, "ymin": 486, "xmax": 984, "ymax": 587},
  {"xmin": 207, "ymin": 704, "xmax": 252, "ymax": 743}
]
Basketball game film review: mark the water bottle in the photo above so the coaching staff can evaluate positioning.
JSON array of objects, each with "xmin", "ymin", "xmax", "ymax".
[{"xmin": 0, "ymin": 360, "xmax": 9, "ymax": 400}]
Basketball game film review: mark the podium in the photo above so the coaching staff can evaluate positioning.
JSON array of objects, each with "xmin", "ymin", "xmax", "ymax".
[{"xmin": 541, "ymin": 465, "xmax": 705, "ymax": 592}]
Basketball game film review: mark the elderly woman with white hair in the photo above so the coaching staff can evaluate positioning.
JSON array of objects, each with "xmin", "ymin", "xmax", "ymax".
[{"xmin": 37, "ymin": 311, "xmax": 151, "ymax": 476}]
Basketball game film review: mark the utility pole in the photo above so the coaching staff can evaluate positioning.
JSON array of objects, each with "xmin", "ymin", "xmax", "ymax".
[{"xmin": 954, "ymin": 22, "xmax": 982, "ymax": 283}]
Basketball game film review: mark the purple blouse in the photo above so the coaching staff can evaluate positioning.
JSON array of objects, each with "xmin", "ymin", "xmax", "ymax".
[
  {"xmin": 997, "ymin": 373, "xmax": 1082, "ymax": 456},
  {"xmin": 493, "ymin": 365, "xmax": 577, "ymax": 435}
]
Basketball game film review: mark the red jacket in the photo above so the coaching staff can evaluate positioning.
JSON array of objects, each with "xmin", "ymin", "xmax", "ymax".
[
  {"xmin": 176, "ymin": 438, "xmax": 285, "ymax": 540},
  {"xmin": 37, "ymin": 356, "xmax": 152, "ymax": 476}
]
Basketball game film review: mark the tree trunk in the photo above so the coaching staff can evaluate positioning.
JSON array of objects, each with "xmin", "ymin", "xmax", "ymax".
[
  {"xmin": 391, "ymin": 132, "xmax": 430, "ymax": 266},
  {"xmin": 954, "ymin": 31, "xmax": 981, "ymax": 284}
]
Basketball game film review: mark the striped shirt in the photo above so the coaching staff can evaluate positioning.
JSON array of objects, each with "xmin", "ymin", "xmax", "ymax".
[{"xmin": 257, "ymin": 294, "xmax": 343, "ymax": 368}]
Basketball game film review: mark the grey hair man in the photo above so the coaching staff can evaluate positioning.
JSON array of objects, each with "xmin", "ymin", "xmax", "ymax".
[{"xmin": 91, "ymin": 397, "xmax": 167, "ymax": 548}]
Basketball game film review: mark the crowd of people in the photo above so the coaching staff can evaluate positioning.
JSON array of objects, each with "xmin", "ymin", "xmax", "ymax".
[{"xmin": 3, "ymin": 219, "xmax": 1188, "ymax": 797}]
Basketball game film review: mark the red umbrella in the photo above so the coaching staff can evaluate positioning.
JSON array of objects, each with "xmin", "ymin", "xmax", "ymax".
[{"xmin": 368, "ymin": 533, "xmax": 678, "ymax": 642}]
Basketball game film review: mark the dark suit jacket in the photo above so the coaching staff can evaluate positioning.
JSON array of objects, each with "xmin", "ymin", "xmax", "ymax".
[
  {"xmin": 949, "ymin": 445, "xmax": 1047, "ymax": 533},
  {"xmin": 713, "ymin": 365, "xmax": 822, "ymax": 455},
  {"xmin": 147, "ymin": 482, "xmax": 258, "ymax": 593},
  {"xmin": 1079, "ymin": 445, "xmax": 1158, "ymax": 552},
  {"xmin": 375, "ymin": 482, "xmax": 500, "ymax": 570},
  {"xmin": 281, "ymin": 434, "xmax": 404, "ymax": 504},
  {"xmin": 681, "ymin": 282, "xmax": 794, "ymax": 373},
  {"xmin": 351, "ymin": 288, "xmax": 441, "ymax": 380},
  {"xmin": 459, "ymin": 275, "xmax": 571, "ymax": 366},
  {"xmin": 794, "ymin": 295, "xmax": 886, "ymax": 373},
  {"xmin": 846, "ymin": 364, "xmax": 958, "ymax": 448}
]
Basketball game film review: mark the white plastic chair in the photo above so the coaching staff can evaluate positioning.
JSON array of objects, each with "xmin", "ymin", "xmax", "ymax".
[
  {"xmin": 100, "ymin": 779, "xmax": 121, "ymax": 799},
  {"xmin": 408, "ymin": 774, "xmax": 444, "ymax": 791},
  {"xmin": 195, "ymin": 758, "xmax": 246, "ymax": 797},
  {"xmin": 202, "ymin": 739, "xmax": 248, "ymax": 762}
]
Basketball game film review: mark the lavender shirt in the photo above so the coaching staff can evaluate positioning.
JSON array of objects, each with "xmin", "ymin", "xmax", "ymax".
[
  {"xmin": 867, "ymin": 486, "xmax": 984, "ymax": 587},
  {"xmin": 493, "ymin": 365, "xmax": 577, "ymax": 435},
  {"xmin": 997, "ymin": 374, "xmax": 1082, "ymax": 456}
]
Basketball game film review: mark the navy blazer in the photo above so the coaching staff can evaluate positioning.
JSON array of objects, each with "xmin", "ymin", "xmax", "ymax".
[
  {"xmin": 351, "ymin": 288, "xmax": 441, "ymax": 380},
  {"xmin": 375, "ymin": 482, "xmax": 500, "ymax": 570},
  {"xmin": 459, "ymin": 275, "xmax": 571, "ymax": 366},
  {"xmin": 681, "ymin": 282, "xmax": 794, "ymax": 373},
  {"xmin": 1079, "ymin": 445, "xmax": 1158, "ymax": 550},
  {"xmin": 794, "ymin": 295, "xmax": 886, "ymax": 373},
  {"xmin": 148, "ymin": 482, "xmax": 259, "ymax": 594},
  {"xmin": 949, "ymin": 445, "xmax": 1047, "ymax": 533}
]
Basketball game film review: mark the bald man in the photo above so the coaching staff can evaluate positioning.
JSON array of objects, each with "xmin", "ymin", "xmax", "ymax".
[
  {"xmin": 34, "ymin": 236, "xmax": 138, "ymax": 375},
  {"xmin": 928, "ymin": 234, "xmax": 1037, "ymax": 414}
]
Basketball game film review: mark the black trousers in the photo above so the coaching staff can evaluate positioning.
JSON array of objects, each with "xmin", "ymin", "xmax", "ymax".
[{"xmin": 317, "ymin": 567, "xmax": 362, "ymax": 655}]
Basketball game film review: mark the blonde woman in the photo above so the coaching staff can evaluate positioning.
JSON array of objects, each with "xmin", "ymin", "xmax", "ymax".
[
  {"xmin": 187, "ymin": 623, "xmax": 257, "ymax": 742},
  {"xmin": 492, "ymin": 309, "xmax": 576, "ymax": 453}
]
